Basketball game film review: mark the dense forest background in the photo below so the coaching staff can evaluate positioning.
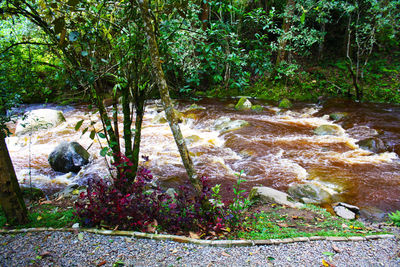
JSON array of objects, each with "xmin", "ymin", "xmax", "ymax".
[{"xmin": 1, "ymin": 0, "xmax": 399, "ymax": 109}]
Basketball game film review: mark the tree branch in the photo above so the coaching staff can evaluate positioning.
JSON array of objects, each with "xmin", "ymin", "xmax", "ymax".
[{"xmin": 1, "ymin": 41, "xmax": 53, "ymax": 54}]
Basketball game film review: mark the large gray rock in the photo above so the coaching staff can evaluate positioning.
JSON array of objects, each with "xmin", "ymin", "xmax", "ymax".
[
  {"xmin": 288, "ymin": 183, "xmax": 332, "ymax": 204},
  {"xmin": 314, "ymin": 124, "xmax": 343, "ymax": 136},
  {"xmin": 249, "ymin": 186, "xmax": 303, "ymax": 209},
  {"xmin": 356, "ymin": 137, "xmax": 387, "ymax": 153},
  {"xmin": 333, "ymin": 202, "xmax": 360, "ymax": 220},
  {"xmin": 15, "ymin": 109, "xmax": 66, "ymax": 136},
  {"xmin": 48, "ymin": 142, "xmax": 90, "ymax": 173},
  {"xmin": 213, "ymin": 117, "xmax": 249, "ymax": 134}
]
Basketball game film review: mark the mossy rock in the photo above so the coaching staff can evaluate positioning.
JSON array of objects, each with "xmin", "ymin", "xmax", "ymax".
[
  {"xmin": 251, "ymin": 105, "xmax": 263, "ymax": 112},
  {"xmin": 21, "ymin": 187, "xmax": 45, "ymax": 201},
  {"xmin": 356, "ymin": 137, "xmax": 387, "ymax": 153},
  {"xmin": 329, "ymin": 112, "xmax": 348, "ymax": 121},
  {"xmin": 288, "ymin": 183, "xmax": 332, "ymax": 204},
  {"xmin": 278, "ymin": 98, "xmax": 292, "ymax": 109},
  {"xmin": 185, "ymin": 135, "xmax": 201, "ymax": 145},
  {"xmin": 235, "ymin": 97, "xmax": 252, "ymax": 111}
]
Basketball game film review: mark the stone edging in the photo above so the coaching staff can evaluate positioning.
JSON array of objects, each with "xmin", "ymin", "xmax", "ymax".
[{"xmin": 0, "ymin": 228, "xmax": 396, "ymax": 247}]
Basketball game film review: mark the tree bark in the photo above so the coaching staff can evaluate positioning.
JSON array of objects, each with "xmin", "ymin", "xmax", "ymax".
[
  {"xmin": 0, "ymin": 135, "xmax": 28, "ymax": 225},
  {"xmin": 138, "ymin": 0, "xmax": 202, "ymax": 194},
  {"xmin": 270, "ymin": 0, "xmax": 295, "ymax": 80}
]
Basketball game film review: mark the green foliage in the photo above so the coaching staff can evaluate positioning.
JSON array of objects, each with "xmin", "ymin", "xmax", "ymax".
[
  {"xmin": 237, "ymin": 204, "xmax": 380, "ymax": 240},
  {"xmin": 0, "ymin": 204, "xmax": 77, "ymax": 229},
  {"xmin": 388, "ymin": 210, "xmax": 400, "ymax": 227}
]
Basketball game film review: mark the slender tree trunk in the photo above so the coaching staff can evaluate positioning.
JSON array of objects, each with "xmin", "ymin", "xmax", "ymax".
[
  {"xmin": 131, "ymin": 92, "xmax": 145, "ymax": 179},
  {"xmin": 0, "ymin": 135, "xmax": 28, "ymax": 225},
  {"xmin": 122, "ymin": 87, "xmax": 133, "ymax": 162},
  {"xmin": 200, "ymin": 0, "xmax": 210, "ymax": 31},
  {"xmin": 138, "ymin": 0, "xmax": 202, "ymax": 194},
  {"xmin": 270, "ymin": 0, "xmax": 295, "ymax": 80}
]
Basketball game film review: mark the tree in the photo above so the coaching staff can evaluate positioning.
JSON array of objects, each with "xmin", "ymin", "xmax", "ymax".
[
  {"xmin": 138, "ymin": 0, "xmax": 202, "ymax": 194},
  {"xmin": 0, "ymin": 89, "xmax": 28, "ymax": 225}
]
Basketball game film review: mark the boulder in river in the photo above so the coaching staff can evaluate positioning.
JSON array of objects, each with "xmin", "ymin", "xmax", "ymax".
[
  {"xmin": 48, "ymin": 141, "xmax": 90, "ymax": 173},
  {"xmin": 329, "ymin": 112, "xmax": 348, "ymax": 121},
  {"xmin": 151, "ymin": 110, "xmax": 184, "ymax": 124},
  {"xmin": 213, "ymin": 117, "xmax": 249, "ymax": 134},
  {"xmin": 288, "ymin": 183, "xmax": 332, "ymax": 204},
  {"xmin": 314, "ymin": 124, "xmax": 343, "ymax": 136},
  {"xmin": 356, "ymin": 137, "xmax": 387, "ymax": 153},
  {"xmin": 249, "ymin": 186, "xmax": 304, "ymax": 208},
  {"xmin": 278, "ymin": 98, "xmax": 292, "ymax": 109},
  {"xmin": 235, "ymin": 97, "xmax": 252, "ymax": 111},
  {"xmin": 15, "ymin": 109, "xmax": 66, "ymax": 136},
  {"xmin": 251, "ymin": 105, "xmax": 263, "ymax": 112}
]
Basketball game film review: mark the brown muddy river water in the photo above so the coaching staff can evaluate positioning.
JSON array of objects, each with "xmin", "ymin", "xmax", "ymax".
[{"xmin": 6, "ymin": 98, "xmax": 400, "ymax": 220}]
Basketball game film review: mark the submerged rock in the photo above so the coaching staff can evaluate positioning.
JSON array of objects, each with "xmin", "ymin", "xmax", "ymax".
[
  {"xmin": 329, "ymin": 112, "xmax": 348, "ymax": 121},
  {"xmin": 278, "ymin": 98, "xmax": 292, "ymax": 109},
  {"xmin": 314, "ymin": 124, "xmax": 343, "ymax": 136},
  {"xmin": 235, "ymin": 97, "xmax": 252, "ymax": 111},
  {"xmin": 54, "ymin": 183, "xmax": 87, "ymax": 200},
  {"xmin": 356, "ymin": 137, "xmax": 387, "ymax": 153},
  {"xmin": 48, "ymin": 141, "xmax": 90, "ymax": 173},
  {"xmin": 249, "ymin": 186, "xmax": 303, "ymax": 208},
  {"xmin": 251, "ymin": 105, "xmax": 263, "ymax": 112},
  {"xmin": 288, "ymin": 183, "xmax": 332, "ymax": 204},
  {"xmin": 152, "ymin": 110, "xmax": 184, "ymax": 124},
  {"xmin": 15, "ymin": 109, "xmax": 66, "ymax": 136},
  {"xmin": 213, "ymin": 117, "xmax": 249, "ymax": 134},
  {"xmin": 185, "ymin": 135, "xmax": 201, "ymax": 145}
]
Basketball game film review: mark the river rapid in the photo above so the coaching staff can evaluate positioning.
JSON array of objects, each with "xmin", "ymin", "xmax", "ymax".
[{"xmin": 5, "ymin": 98, "xmax": 400, "ymax": 220}]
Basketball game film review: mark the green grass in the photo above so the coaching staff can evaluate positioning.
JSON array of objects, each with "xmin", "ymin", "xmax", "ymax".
[
  {"xmin": 235, "ymin": 204, "xmax": 386, "ymax": 240},
  {"xmin": 0, "ymin": 204, "xmax": 78, "ymax": 229}
]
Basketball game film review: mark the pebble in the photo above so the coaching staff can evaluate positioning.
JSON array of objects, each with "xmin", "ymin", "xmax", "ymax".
[{"xmin": 0, "ymin": 231, "xmax": 399, "ymax": 266}]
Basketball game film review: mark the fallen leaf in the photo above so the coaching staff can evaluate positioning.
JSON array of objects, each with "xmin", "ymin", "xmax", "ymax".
[
  {"xmin": 322, "ymin": 259, "xmax": 330, "ymax": 266},
  {"xmin": 40, "ymin": 251, "xmax": 51, "ymax": 257},
  {"xmin": 96, "ymin": 260, "xmax": 107, "ymax": 266},
  {"xmin": 78, "ymin": 233, "xmax": 84, "ymax": 241},
  {"xmin": 221, "ymin": 252, "xmax": 231, "ymax": 257},
  {"xmin": 171, "ymin": 249, "xmax": 178, "ymax": 254},
  {"xmin": 40, "ymin": 200, "xmax": 52, "ymax": 205},
  {"xmin": 189, "ymin": 231, "xmax": 200, "ymax": 239},
  {"xmin": 322, "ymin": 259, "xmax": 336, "ymax": 267},
  {"xmin": 277, "ymin": 223, "xmax": 289, "ymax": 228},
  {"xmin": 332, "ymin": 244, "xmax": 341, "ymax": 253}
]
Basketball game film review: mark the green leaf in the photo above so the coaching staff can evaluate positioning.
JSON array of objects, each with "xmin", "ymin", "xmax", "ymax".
[
  {"xmin": 100, "ymin": 147, "xmax": 108, "ymax": 157},
  {"xmin": 89, "ymin": 130, "xmax": 96, "ymax": 140},
  {"xmin": 81, "ymin": 51, "xmax": 88, "ymax": 57},
  {"xmin": 98, "ymin": 132, "xmax": 106, "ymax": 139},
  {"xmin": 300, "ymin": 12, "xmax": 306, "ymax": 24},
  {"xmin": 69, "ymin": 31, "xmax": 79, "ymax": 42},
  {"xmin": 74, "ymin": 119, "xmax": 84, "ymax": 131},
  {"xmin": 322, "ymin": 252, "xmax": 335, "ymax": 256},
  {"xmin": 81, "ymin": 127, "xmax": 88, "ymax": 136}
]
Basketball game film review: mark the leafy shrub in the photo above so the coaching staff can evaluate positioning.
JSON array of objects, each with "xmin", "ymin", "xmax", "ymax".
[
  {"xmin": 74, "ymin": 154, "xmax": 245, "ymax": 236},
  {"xmin": 388, "ymin": 210, "xmax": 400, "ymax": 227}
]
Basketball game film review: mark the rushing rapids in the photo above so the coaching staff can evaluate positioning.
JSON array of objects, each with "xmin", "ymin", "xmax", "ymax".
[{"xmin": 5, "ymin": 98, "xmax": 400, "ymax": 219}]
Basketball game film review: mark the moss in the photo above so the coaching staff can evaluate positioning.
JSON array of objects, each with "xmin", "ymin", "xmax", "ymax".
[
  {"xmin": 278, "ymin": 98, "xmax": 292, "ymax": 109},
  {"xmin": 251, "ymin": 105, "xmax": 263, "ymax": 112},
  {"xmin": 235, "ymin": 97, "xmax": 252, "ymax": 110}
]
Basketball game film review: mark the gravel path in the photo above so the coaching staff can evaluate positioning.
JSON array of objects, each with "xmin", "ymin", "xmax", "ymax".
[{"xmin": 1, "ymin": 231, "xmax": 399, "ymax": 266}]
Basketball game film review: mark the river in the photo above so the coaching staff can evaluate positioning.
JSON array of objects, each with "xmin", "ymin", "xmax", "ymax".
[{"xmin": 5, "ymin": 98, "xmax": 400, "ymax": 220}]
